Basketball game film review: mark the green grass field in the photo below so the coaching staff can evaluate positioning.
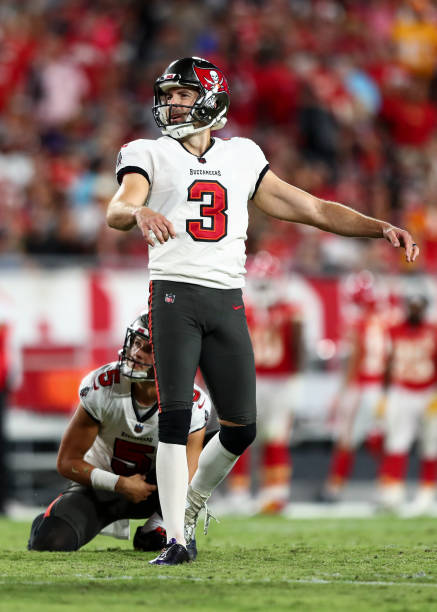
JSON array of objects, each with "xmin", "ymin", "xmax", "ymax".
[{"xmin": 1, "ymin": 515, "xmax": 437, "ymax": 611}]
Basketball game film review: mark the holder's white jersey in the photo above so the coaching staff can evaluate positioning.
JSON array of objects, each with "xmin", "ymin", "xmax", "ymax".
[
  {"xmin": 115, "ymin": 136, "xmax": 269, "ymax": 289},
  {"xmin": 78, "ymin": 362, "xmax": 210, "ymax": 476}
]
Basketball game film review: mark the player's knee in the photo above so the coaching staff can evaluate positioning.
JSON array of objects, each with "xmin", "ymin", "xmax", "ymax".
[
  {"xmin": 27, "ymin": 513, "xmax": 45, "ymax": 550},
  {"xmin": 158, "ymin": 405, "xmax": 192, "ymax": 445},
  {"xmin": 219, "ymin": 422, "xmax": 256, "ymax": 456},
  {"xmin": 28, "ymin": 515, "xmax": 78, "ymax": 551}
]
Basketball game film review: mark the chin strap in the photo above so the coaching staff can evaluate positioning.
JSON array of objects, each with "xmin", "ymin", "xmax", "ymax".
[
  {"xmin": 162, "ymin": 111, "xmax": 227, "ymax": 140},
  {"xmin": 163, "ymin": 122, "xmax": 210, "ymax": 140}
]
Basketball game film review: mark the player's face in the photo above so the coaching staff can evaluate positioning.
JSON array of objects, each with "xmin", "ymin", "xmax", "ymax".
[
  {"xmin": 406, "ymin": 301, "xmax": 426, "ymax": 325},
  {"xmin": 251, "ymin": 278, "xmax": 280, "ymax": 308},
  {"xmin": 127, "ymin": 334, "xmax": 153, "ymax": 373},
  {"xmin": 164, "ymin": 87, "xmax": 198, "ymax": 124}
]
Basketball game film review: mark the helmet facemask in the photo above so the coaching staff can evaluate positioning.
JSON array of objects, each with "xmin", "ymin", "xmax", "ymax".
[
  {"xmin": 118, "ymin": 319, "xmax": 155, "ymax": 382},
  {"xmin": 405, "ymin": 295, "xmax": 428, "ymax": 326},
  {"xmin": 153, "ymin": 85, "xmax": 200, "ymax": 138}
]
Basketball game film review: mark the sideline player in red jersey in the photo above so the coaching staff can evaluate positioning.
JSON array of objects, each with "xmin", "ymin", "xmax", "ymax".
[
  {"xmin": 225, "ymin": 251, "xmax": 304, "ymax": 514},
  {"xmin": 106, "ymin": 56, "xmax": 419, "ymax": 565},
  {"xmin": 28, "ymin": 313, "xmax": 209, "ymax": 559},
  {"xmin": 319, "ymin": 273, "xmax": 392, "ymax": 502},
  {"xmin": 378, "ymin": 295, "xmax": 437, "ymax": 511}
]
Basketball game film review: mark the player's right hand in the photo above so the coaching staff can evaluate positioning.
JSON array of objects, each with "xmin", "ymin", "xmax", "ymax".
[
  {"xmin": 134, "ymin": 207, "xmax": 176, "ymax": 247},
  {"xmin": 115, "ymin": 473, "xmax": 157, "ymax": 503}
]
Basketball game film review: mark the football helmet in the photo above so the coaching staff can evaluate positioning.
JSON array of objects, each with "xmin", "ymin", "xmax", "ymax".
[
  {"xmin": 118, "ymin": 312, "xmax": 154, "ymax": 381},
  {"xmin": 246, "ymin": 251, "xmax": 283, "ymax": 280},
  {"xmin": 347, "ymin": 270, "xmax": 377, "ymax": 310},
  {"xmin": 246, "ymin": 251, "xmax": 284, "ymax": 308},
  {"xmin": 153, "ymin": 56, "xmax": 230, "ymax": 139}
]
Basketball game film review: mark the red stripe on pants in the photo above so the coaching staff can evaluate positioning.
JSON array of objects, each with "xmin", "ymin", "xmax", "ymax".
[{"xmin": 43, "ymin": 494, "xmax": 63, "ymax": 518}]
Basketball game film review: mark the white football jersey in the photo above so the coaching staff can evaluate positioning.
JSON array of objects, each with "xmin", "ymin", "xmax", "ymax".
[
  {"xmin": 115, "ymin": 136, "xmax": 269, "ymax": 289},
  {"xmin": 78, "ymin": 362, "xmax": 210, "ymax": 476}
]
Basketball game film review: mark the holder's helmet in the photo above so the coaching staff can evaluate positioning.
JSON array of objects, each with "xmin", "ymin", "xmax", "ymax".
[
  {"xmin": 118, "ymin": 312, "xmax": 154, "ymax": 381},
  {"xmin": 153, "ymin": 56, "xmax": 230, "ymax": 139}
]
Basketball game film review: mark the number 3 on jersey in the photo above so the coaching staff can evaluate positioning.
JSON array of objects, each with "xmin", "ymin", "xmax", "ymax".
[{"xmin": 186, "ymin": 180, "xmax": 228, "ymax": 242}]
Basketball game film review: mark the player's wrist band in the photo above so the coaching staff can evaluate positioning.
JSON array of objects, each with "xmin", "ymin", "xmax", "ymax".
[{"xmin": 90, "ymin": 468, "xmax": 120, "ymax": 492}]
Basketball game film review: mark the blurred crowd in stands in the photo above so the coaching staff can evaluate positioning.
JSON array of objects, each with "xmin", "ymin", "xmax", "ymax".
[{"xmin": 1, "ymin": 0, "xmax": 437, "ymax": 274}]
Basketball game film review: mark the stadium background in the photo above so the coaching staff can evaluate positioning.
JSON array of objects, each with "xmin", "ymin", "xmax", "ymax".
[{"xmin": 1, "ymin": 0, "xmax": 437, "ymax": 510}]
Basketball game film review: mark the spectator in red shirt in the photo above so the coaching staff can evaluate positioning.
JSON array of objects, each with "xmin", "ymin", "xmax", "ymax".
[{"xmin": 380, "ymin": 76, "xmax": 437, "ymax": 147}]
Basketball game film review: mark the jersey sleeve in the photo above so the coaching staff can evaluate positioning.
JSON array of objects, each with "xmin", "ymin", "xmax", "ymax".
[
  {"xmin": 115, "ymin": 139, "xmax": 154, "ymax": 186},
  {"xmin": 243, "ymin": 139, "xmax": 269, "ymax": 200},
  {"xmin": 189, "ymin": 385, "xmax": 211, "ymax": 433},
  {"xmin": 78, "ymin": 370, "xmax": 104, "ymax": 423}
]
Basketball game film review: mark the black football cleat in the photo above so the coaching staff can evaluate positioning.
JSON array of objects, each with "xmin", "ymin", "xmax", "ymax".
[
  {"xmin": 133, "ymin": 526, "xmax": 167, "ymax": 551},
  {"xmin": 149, "ymin": 538, "xmax": 190, "ymax": 565},
  {"xmin": 186, "ymin": 537, "xmax": 197, "ymax": 561}
]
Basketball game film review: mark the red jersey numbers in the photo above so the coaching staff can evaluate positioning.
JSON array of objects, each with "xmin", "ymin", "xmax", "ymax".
[
  {"xmin": 96, "ymin": 368, "xmax": 120, "ymax": 388},
  {"xmin": 111, "ymin": 438, "xmax": 154, "ymax": 476},
  {"xmin": 186, "ymin": 180, "xmax": 228, "ymax": 242}
]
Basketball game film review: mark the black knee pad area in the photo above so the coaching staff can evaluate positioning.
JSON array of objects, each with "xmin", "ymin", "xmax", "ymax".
[
  {"xmin": 158, "ymin": 407, "xmax": 192, "ymax": 445},
  {"xmin": 219, "ymin": 422, "xmax": 256, "ymax": 456},
  {"xmin": 28, "ymin": 514, "xmax": 78, "ymax": 551}
]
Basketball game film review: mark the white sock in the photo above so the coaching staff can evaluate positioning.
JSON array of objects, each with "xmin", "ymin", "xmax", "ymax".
[
  {"xmin": 142, "ymin": 512, "xmax": 164, "ymax": 533},
  {"xmin": 156, "ymin": 442, "xmax": 188, "ymax": 544},
  {"xmin": 190, "ymin": 432, "xmax": 239, "ymax": 497}
]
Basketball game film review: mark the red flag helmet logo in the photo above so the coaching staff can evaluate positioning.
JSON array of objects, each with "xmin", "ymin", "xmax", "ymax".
[{"xmin": 194, "ymin": 66, "xmax": 229, "ymax": 94}]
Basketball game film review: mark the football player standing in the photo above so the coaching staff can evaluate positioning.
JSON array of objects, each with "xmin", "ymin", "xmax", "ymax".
[
  {"xmin": 378, "ymin": 295, "xmax": 437, "ymax": 512},
  {"xmin": 319, "ymin": 273, "xmax": 392, "ymax": 502},
  {"xmin": 106, "ymin": 56, "xmax": 419, "ymax": 565}
]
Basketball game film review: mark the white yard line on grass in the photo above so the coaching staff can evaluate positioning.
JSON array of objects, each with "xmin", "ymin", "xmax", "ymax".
[
  {"xmin": 1, "ymin": 575, "xmax": 437, "ymax": 589},
  {"xmin": 9, "ymin": 501, "xmax": 437, "ymax": 521}
]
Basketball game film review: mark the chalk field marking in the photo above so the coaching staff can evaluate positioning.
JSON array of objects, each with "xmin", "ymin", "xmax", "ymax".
[{"xmin": 1, "ymin": 575, "xmax": 437, "ymax": 589}]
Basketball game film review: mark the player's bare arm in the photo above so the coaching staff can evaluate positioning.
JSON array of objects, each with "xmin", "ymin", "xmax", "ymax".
[
  {"xmin": 107, "ymin": 173, "xmax": 176, "ymax": 246},
  {"xmin": 57, "ymin": 404, "xmax": 156, "ymax": 503},
  {"xmin": 56, "ymin": 404, "xmax": 100, "ymax": 485},
  {"xmin": 291, "ymin": 317, "xmax": 304, "ymax": 373},
  {"xmin": 186, "ymin": 427, "xmax": 206, "ymax": 481},
  {"xmin": 382, "ymin": 344, "xmax": 394, "ymax": 392},
  {"xmin": 252, "ymin": 169, "xmax": 419, "ymax": 263},
  {"xmin": 343, "ymin": 328, "xmax": 362, "ymax": 388}
]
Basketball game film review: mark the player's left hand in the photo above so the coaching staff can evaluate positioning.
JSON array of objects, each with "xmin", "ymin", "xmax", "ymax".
[{"xmin": 382, "ymin": 225, "xmax": 419, "ymax": 263}]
